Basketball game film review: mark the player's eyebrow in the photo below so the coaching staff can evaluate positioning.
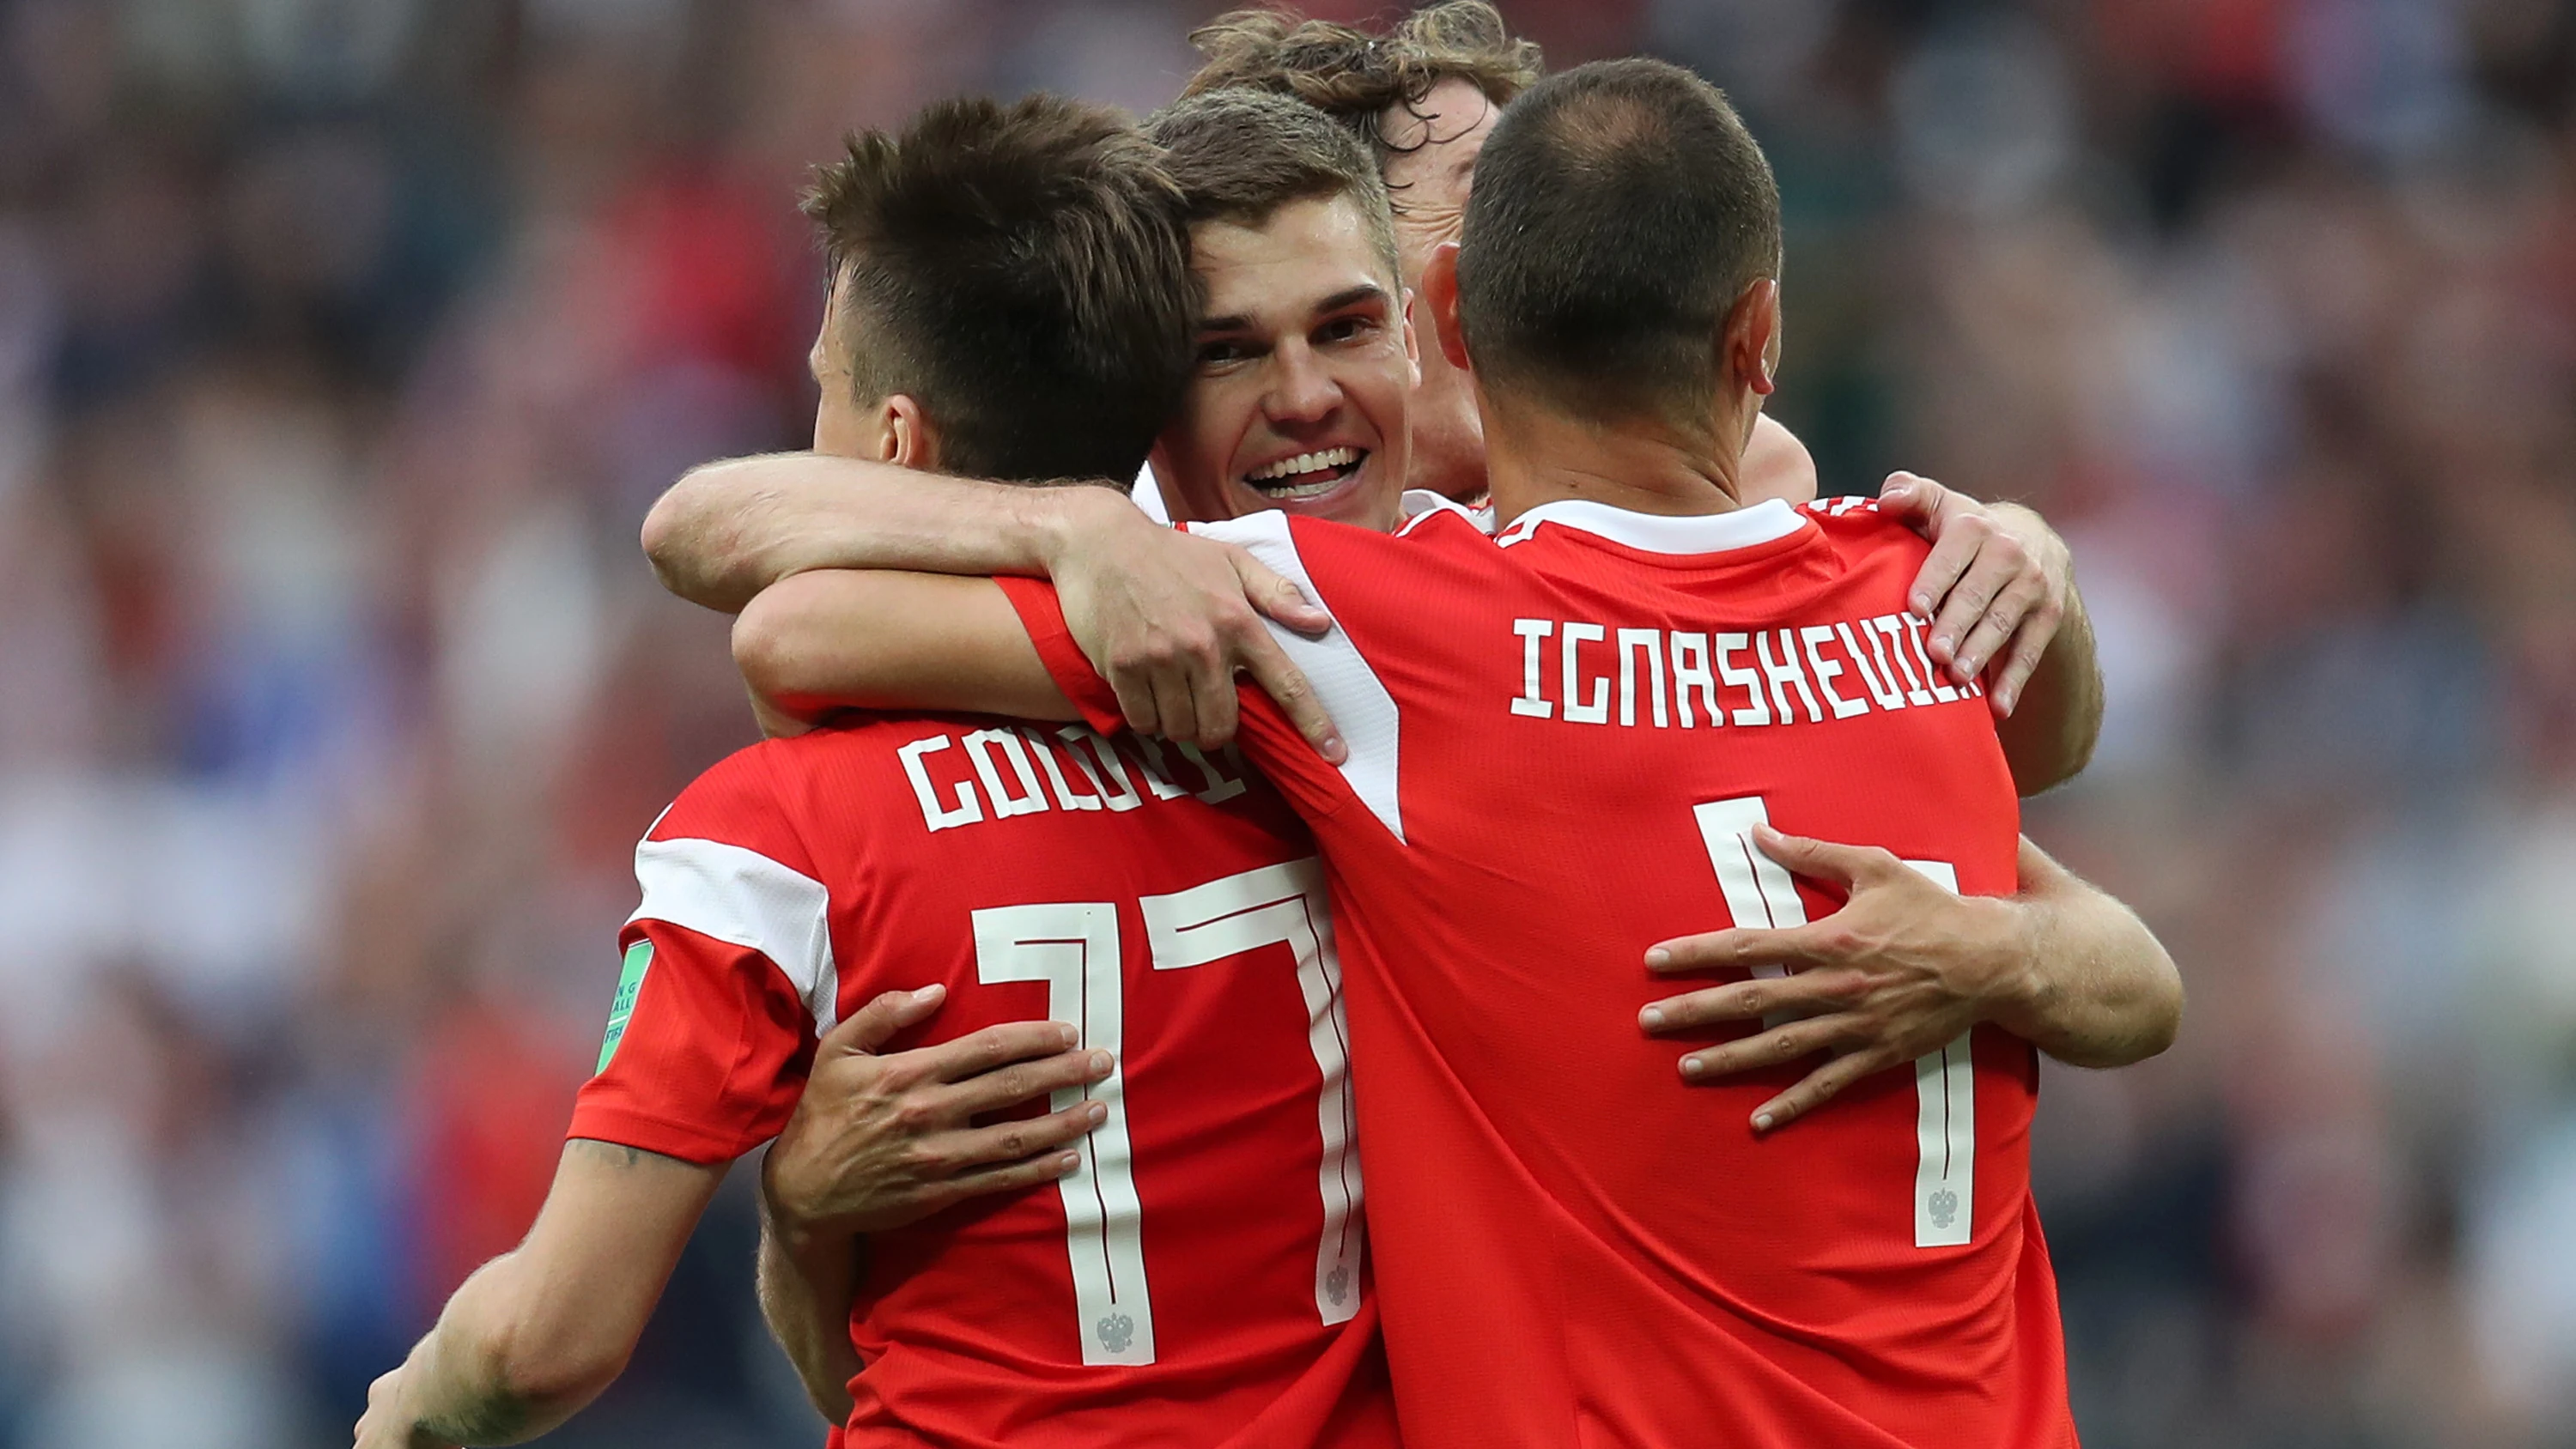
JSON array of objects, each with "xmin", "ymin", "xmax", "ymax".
[
  {"xmin": 1198, "ymin": 283, "xmax": 1389, "ymax": 337},
  {"xmin": 1310, "ymin": 283, "xmax": 1390, "ymax": 317}
]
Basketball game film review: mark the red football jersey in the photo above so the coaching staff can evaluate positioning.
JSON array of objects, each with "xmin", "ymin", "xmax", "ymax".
[
  {"xmin": 568, "ymin": 713, "xmax": 1396, "ymax": 1449},
  {"xmin": 1000, "ymin": 496, "xmax": 2074, "ymax": 1449}
]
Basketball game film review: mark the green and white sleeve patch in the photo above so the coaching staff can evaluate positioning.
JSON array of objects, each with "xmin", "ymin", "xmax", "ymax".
[{"xmin": 596, "ymin": 940, "xmax": 653, "ymax": 1074}]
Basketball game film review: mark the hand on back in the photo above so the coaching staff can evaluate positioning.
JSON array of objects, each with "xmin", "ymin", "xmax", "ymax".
[
  {"xmin": 1636, "ymin": 825, "xmax": 2041, "ymax": 1133},
  {"xmin": 1876, "ymin": 472, "xmax": 2072, "ymax": 718},
  {"xmin": 763, "ymin": 985, "xmax": 1115, "ymax": 1235}
]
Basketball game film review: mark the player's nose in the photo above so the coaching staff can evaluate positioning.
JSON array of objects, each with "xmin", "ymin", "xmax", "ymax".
[{"xmin": 1264, "ymin": 341, "xmax": 1340, "ymax": 426}]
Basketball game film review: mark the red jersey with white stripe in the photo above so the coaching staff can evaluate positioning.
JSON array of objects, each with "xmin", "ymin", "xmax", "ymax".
[
  {"xmin": 567, "ymin": 713, "xmax": 1394, "ymax": 1449},
  {"xmin": 999, "ymin": 497, "xmax": 2072, "ymax": 1449}
]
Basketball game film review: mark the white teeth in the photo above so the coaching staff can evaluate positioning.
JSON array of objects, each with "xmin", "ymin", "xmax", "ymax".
[
  {"xmin": 1245, "ymin": 446, "xmax": 1360, "ymax": 487},
  {"xmin": 1259, "ymin": 476, "xmax": 1342, "ymax": 500}
]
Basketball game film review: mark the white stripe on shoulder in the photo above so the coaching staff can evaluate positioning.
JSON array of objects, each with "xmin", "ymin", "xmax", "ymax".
[
  {"xmin": 1186, "ymin": 512, "xmax": 1406, "ymax": 842},
  {"xmin": 629, "ymin": 835, "xmax": 841, "ymax": 1033}
]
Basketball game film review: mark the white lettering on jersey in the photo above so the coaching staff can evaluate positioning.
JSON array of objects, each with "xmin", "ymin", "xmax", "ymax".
[
  {"xmin": 1901, "ymin": 615, "xmax": 1967, "ymax": 703},
  {"xmin": 1511, "ymin": 611, "xmax": 1984, "ymax": 732},
  {"xmin": 1127, "ymin": 737, "xmax": 1194, "ymax": 801},
  {"xmin": 629, "ymin": 836, "xmax": 840, "ymax": 1032},
  {"xmin": 1175, "ymin": 742, "xmax": 1249, "ymax": 804},
  {"xmin": 1755, "ymin": 627, "xmax": 1825, "ymax": 724},
  {"xmin": 1021, "ymin": 725, "xmax": 1103, "ymax": 810},
  {"xmin": 1803, "ymin": 625, "xmax": 1871, "ymax": 720},
  {"xmin": 1716, "ymin": 633, "xmax": 1768, "ymax": 726},
  {"xmin": 1617, "ymin": 629, "xmax": 1668, "ymax": 728},
  {"xmin": 1874, "ymin": 615, "xmax": 1937, "ymax": 706},
  {"xmin": 899, "ymin": 725, "xmax": 1238, "ymax": 834},
  {"xmin": 1838, "ymin": 621, "xmax": 1907, "ymax": 710},
  {"xmin": 1060, "ymin": 725, "xmax": 1145, "ymax": 811},
  {"xmin": 1671, "ymin": 633, "xmax": 1718, "ymax": 727},
  {"xmin": 1561, "ymin": 622, "xmax": 1609, "ymax": 725},
  {"xmin": 899, "ymin": 736, "xmax": 982, "ymax": 832},
  {"xmin": 964, "ymin": 728, "xmax": 1049, "ymax": 818},
  {"xmin": 1511, "ymin": 619, "xmax": 1554, "ymax": 719}
]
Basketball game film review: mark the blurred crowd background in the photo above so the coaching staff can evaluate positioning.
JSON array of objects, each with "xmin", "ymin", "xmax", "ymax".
[{"xmin": 0, "ymin": 0, "xmax": 2570, "ymax": 1445}]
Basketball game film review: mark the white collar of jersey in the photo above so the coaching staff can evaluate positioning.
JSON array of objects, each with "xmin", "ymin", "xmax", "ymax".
[
  {"xmin": 1396, "ymin": 488, "xmax": 1495, "ymax": 535},
  {"xmin": 1492, "ymin": 496, "xmax": 1807, "ymax": 555}
]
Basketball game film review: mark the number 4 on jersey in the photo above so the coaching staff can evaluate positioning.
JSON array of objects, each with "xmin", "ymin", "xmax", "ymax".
[{"xmin": 1690, "ymin": 796, "xmax": 1975, "ymax": 1249}]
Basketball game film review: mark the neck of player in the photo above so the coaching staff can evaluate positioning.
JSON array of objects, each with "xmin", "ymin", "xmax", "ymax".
[{"xmin": 1479, "ymin": 391, "xmax": 1756, "ymax": 530}]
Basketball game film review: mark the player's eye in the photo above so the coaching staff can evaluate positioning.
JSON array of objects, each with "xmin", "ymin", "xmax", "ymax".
[
  {"xmin": 1315, "ymin": 315, "xmax": 1376, "ymax": 345},
  {"xmin": 1197, "ymin": 337, "xmax": 1257, "ymax": 367}
]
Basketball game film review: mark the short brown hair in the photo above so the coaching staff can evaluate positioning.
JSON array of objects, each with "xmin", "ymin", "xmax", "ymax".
[
  {"xmin": 1183, "ymin": 3, "xmax": 1541, "ymax": 164},
  {"xmin": 802, "ymin": 94, "xmax": 1194, "ymax": 485},
  {"xmin": 1456, "ymin": 59, "xmax": 1783, "ymax": 433},
  {"xmin": 1144, "ymin": 88, "xmax": 1400, "ymax": 284}
]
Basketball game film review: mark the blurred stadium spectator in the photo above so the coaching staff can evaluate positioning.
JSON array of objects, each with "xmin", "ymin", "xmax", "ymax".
[{"xmin": 0, "ymin": 1, "xmax": 2570, "ymax": 1445}]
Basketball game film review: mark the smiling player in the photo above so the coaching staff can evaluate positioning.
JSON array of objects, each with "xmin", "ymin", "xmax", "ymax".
[
  {"xmin": 355, "ymin": 94, "xmax": 1399, "ymax": 1449},
  {"xmin": 703, "ymin": 64, "xmax": 2146, "ymax": 1446}
]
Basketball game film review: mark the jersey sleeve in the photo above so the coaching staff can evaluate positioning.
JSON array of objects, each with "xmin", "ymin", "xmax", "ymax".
[
  {"xmin": 1176, "ymin": 513, "xmax": 1403, "ymax": 839},
  {"xmin": 568, "ymin": 747, "xmax": 834, "ymax": 1165},
  {"xmin": 997, "ymin": 518, "xmax": 1410, "ymax": 839},
  {"xmin": 993, "ymin": 574, "xmax": 1128, "ymax": 737}
]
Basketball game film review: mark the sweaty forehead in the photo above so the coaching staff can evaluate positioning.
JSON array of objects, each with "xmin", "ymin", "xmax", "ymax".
[{"xmin": 1188, "ymin": 196, "xmax": 1394, "ymax": 320}]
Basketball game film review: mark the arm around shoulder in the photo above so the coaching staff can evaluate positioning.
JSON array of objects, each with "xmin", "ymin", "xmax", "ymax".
[
  {"xmin": 642, "ymin": 452, "xmax": 1122, "ymax": 615},
  {"xmin": 1990, "ymin": 539, "xmax": 2103, "ymax": 797},
  {"xmin": 1986, "ymin": 837, "xmax": 2180, "ymax": 1067},
  {"xmin": 731, "ymin": 570, "xmax": 1078, "ymax": 725}
]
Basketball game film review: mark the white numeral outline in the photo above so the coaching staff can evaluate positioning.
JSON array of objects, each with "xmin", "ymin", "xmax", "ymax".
[
  {"xmin": 1691, "ymin": 797, "xmax": 1976, "ymax": 1248},
  {"xmin": 971, "ymin": 859, "xmax": 1361, "ymax": 1367},
  {"xmin": 1142, "ymin": 858, "xmax": 1364, "ymax": 1324},
  {"xmin": 972, "ymin": 902, "xmax": 1154, "ymax": 1363}
]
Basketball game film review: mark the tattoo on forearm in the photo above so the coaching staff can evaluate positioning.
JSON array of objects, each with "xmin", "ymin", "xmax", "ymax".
[
  {"xmin": 567, "ymin": 1137, "xmax": 689, "ymax": 1170},
  {"xmin": 416, "ymin": 1392, "xmax": 537, "ymax": 1445}
]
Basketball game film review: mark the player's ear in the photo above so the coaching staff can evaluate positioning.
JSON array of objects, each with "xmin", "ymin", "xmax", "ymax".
[
  {"xmin": 1722, "ymin": 277, "xmax": 1781, "ymax": 400},
  {"xmin": 1419, "ymin": 242, "xmax": 1471, "ymax": 373},
  {"xmin": 1397, "ymin": 288, "xmax": 1424, "ymax": 390},
  {"xmin": 879, "ymin": 395, "xmax": 942, "ymax": 471}
]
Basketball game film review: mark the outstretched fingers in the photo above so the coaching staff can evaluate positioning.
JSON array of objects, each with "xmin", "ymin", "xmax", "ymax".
[
  {"xmin": 1640, "ymin": 967, "xmax": 1867, "ymax": 1032},
  {"xmin": 920, "ymin": 1020, "xmax": 1086, "ymax": 1085},
  {"xmin": 939, "ymin": 1046, "xmax": 1113, "ymax": 1118},
  {"xmin": 823, "ymin": 983, "xmax": 948, "ymax": 1056},
  {"xmin": 1750, "ymin": 1049, "xmax": 1897, "ymax": 1133}
]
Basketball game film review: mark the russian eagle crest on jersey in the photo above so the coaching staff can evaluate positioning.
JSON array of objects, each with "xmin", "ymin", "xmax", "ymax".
[
  {"xmin": 570, "ymin": 713, "xmax": 1394, "ymax": 1449},
  {"xmin": 1000, "ymin": 495, "xmax": 2075, "ymax": 1449}
]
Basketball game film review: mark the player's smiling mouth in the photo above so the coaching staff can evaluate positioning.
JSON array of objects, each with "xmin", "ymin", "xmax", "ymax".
[{"xmin": 1242, "ymin": 446, "xmax": 1366, "ymax": 500}]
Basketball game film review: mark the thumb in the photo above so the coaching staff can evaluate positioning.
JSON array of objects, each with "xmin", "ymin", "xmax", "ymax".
[
  {"xmin": 1750, "ymin": 823, "xmax": 1885, "ymax": 889},
  {"xmin": 1236, "ymin": 554, "xmax": 1332, "ymax": 638},
  {"xmin": 825, "ymin": 983, "xmax": 945, "ymax": 1056},
  {"xmin": 1877, "ymin": 470, "xmax": 1938, "ymax": 518}
]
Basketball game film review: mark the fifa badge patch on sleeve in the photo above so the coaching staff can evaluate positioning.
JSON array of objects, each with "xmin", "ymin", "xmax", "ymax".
[{"xmin": 596, "ymin": 941, "xmax": 653, "ymax": 1073}]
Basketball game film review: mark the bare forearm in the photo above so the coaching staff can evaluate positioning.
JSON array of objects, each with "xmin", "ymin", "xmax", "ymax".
[
  {"xmin": 362, "ymin": 1141, "xmax": 720, "ymax": 1448},
  {"xmin": 732, "ymin": 572, "xmax": 1074, "ymax": 724},
  {"xmin": 642, "ymin": 452, "xmax": 1109, "ymax": 614},
  {"xmin": 1990, "ymin": 839, "xmax": 2181, "ymax": 1067},
  {"xmin": 383, "ymin": 1259, "xmax": 585, "ymax": 1447},
  {"xmin": 1989, "ymin": 505, "xmax": 2102, "ymax": 795},
  {"xmin": 756, "ymin": 1201, "xmax": 863, "ymax": 1425}
]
